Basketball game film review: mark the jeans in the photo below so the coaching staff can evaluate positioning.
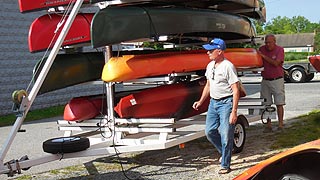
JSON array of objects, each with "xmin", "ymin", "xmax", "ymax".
[{"xmin": 205, "ymin": 97, "xmax": 235, "ymax": 169}]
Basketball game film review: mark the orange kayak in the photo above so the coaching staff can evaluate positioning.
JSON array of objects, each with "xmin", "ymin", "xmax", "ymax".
[
  {"xmin": 309, "ymin": 55, "xmax": 320, "ymax": 72},
  {"xmin": 102, "ymin": 48, "xmax": 262, "ymax": 82},
  {"xmin": 233, "ymin": 139, "xmax": 320, "ymax": 180}
]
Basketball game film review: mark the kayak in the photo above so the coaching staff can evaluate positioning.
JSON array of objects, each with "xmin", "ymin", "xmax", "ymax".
[
  {"xmin": 64, "ymin": 95, "xmax": 106, "ymax": 121},
  {"xmin": 18, "ymin": 0, "xmax": 265, "ymax": 22},
  {"xmin": 234, "ymin": 139, "xmax": 320, "ymax": 180},
  {"xmin": 63, "ymin": 89, "xmax": 144, "ymax": 121},
  {"xmin": 18, "ymin": 0, "xmax": 91, "ymax": 13},
  {"xmin": 28, "ymin": 13, "xmax": 93, "ymax": 53},
  {"xmin": 308, "ymin": 55, "xmax": 320, "ymax": 72},
  {"xmin": 34, "ymin": 52, "xmax": 104, "ymax": 94},
  {"xmin": 114, "ymin": 78, "xmax": 210, "ymax": 119},
  {"xmin": 102, "ymin": 48, "xmax": 262, "ymax": 82},
  {"xmin": 91, "ymin": 6, "xmax": 256, "ymax": 48}
]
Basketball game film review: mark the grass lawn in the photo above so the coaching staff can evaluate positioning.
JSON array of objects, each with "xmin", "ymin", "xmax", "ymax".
[{"xmin": 0, "ymin": 105, "xmax": 64, "ymax": 127}]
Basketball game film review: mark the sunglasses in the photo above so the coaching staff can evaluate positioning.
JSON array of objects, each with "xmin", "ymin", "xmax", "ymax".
[{"xmin": 211, "ymin": 68, "xmax": 215, "ymax": 80}]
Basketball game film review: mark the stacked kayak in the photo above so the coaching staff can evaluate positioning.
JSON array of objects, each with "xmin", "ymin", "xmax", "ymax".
[
  {"xmin": 63, "ymin": 89, "xmax": 144, "ymax": 121},
  {"xmin": 33, "ymin": 52, "xmax": 104, "ymax": 94},
  {"xmin": 64, "ymin": 95, "xmax": 106, "ymax": 121},
  {"xmin": 28, "ymin": 13, "xmax": 93, "ymax": 53},
  {"xmin": 102, "ymin": 48, "xmax": 263, "ymax": 82},
  {"xmin": 18, "ymin": 0, "xmax": 266, "ymax": 22},
  {"xmin": 114, "ymin": 77, "xmax": 209, "ymax": 119},
  {"xmin": 91, "ymin": 6, "xmax": 256, "ymax": 48}
]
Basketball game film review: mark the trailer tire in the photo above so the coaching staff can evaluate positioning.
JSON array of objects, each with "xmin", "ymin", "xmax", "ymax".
[
  {"xmin": 233, "ymin": 120, "xmax": 246, "ymax": 154},
  {"xmin": 43, "ymin": 137, "xmax": 90, "ymax": 154},
  {"xmin": 289, "ymin": 67, "xmax": 306, "ymax": 83}
]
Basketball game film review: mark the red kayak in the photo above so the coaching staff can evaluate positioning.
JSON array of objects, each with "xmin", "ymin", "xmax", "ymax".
[
  {"xmin": 64, "ymin": 95, "xmax": 105, "ymax": 121},
  {"xmin": 64, "ymin": 90, "xmax": 143, "ymax": 121},
  {"xmin": 309, "ymin": 55, "xmax": 320, "ymax": 72},
  {"xmin": 28, "ymin": 13, "xmax": 93, "ymax": 53},
  {"xmin": 18, "ymin": 0, "xmax": 91, "ymax": 13},
  {"xmin": 114, "ymin": 78, "xmax": 210, "ymax": 119}
]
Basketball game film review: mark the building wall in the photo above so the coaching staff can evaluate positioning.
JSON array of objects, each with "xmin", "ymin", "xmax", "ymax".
[{"xmin": 0, "ymin": 1, "xmax": 102, "ymax": 115}]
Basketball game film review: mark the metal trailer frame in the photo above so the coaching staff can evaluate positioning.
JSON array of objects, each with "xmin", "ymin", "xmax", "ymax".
[{"xmin": 0, "ymin": 0, "xmax": 267, "ymax": 177}]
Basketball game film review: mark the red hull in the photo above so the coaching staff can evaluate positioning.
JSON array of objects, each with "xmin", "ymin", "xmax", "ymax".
[
  {"xmin": 114, "ymin": 78, "xmax": 209, "ymax": 119},
  {"xmin": 18, "ymin": 0, "xmax": 90, "ymax": 13},
  {"xmin": 28, "ymin": 13, "xmax": 93, "ymax": 53},
  {"xmin": 309, "ymin": 55, "xmax": 320, "ymax": 72},
  {"xmin": 64, "ymin": 95, "xmax": 105, "ymax": 121},
  {"xmin": 64, "ymin": 90, "xmax": 143, "ymax": 121}
]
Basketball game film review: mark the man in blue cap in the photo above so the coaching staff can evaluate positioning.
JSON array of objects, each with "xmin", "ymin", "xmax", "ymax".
[{"xmin": 193, "ymin": 38, "xmax": 240, "ymax": 174}]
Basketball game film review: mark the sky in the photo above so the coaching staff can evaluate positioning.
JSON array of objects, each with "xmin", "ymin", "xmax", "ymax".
[{"xmin": 265, "ymin": 0, "xmax": 320, "ymax": 23}]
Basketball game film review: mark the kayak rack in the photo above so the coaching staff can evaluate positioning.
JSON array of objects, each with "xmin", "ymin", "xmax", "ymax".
[{"xmin": 0, "ymin": 1, "xmax": 269, "ymax": 177}]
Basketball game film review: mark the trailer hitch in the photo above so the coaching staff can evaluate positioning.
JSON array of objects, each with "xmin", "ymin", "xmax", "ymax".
[{"xmin": 4, "ymin": 155, "xmax": 30, "ymax": 177}]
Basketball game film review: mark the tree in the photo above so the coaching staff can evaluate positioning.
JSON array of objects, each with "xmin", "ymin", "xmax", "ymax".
[
  {"xmin": 259, "ymin": 16, "xmax": 320, "ymax": 35},
  {"xmin": 291, "ymin": 16, "xmax": 311, "ymax": 33},
  {"xmin": 264, "ymin": 16, "xmax": 295, "ymax": 34}
]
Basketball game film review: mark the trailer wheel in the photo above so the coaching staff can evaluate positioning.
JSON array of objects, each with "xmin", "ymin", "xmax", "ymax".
[
  {"xmin": 289, "ymin": 67, "xmax": 306, "ymax": 83},
  {"xmin": 233, "ymin": 120, "xmax": 246, "ymax": 153},
  {"xmin": 43, "ymin": 137, "xmax": 90, "ymax": 154}
]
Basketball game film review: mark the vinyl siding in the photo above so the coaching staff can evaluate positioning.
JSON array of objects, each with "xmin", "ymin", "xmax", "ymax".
[{"xmin": 0, "ymin": 1, "xmax": 101, "ymax": 115}]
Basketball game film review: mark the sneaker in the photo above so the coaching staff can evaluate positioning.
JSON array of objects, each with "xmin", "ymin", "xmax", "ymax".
[
  {"xmin": 218, "ymin": 156, "xmax": 222, "ymax": 163},
  {"xmin": 218, "ymin": 168, "xmax": 231, "ymax": 174},
  {"xmin": 263, "ymin": 127, "xmax": 273, "ymax": 133}
]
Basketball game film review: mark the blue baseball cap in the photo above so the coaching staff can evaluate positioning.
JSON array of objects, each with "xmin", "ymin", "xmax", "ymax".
[{"xmin": 202, "ymin": 38, "xmax": 226, "ymax": 51}]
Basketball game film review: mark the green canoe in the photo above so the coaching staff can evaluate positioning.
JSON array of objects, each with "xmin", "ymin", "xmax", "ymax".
[
  {"xmin": 33, "ymin": 52, "xmax": 104, "ymax": 94},
  {"xmin": 91, "ymin": 6, "xmax": 256, "ymax": 48}
]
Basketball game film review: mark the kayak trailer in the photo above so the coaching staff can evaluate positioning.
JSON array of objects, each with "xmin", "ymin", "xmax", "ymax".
[{"xmin": 0, "ymin": 0, "xmax": 271, "ymax": 177}]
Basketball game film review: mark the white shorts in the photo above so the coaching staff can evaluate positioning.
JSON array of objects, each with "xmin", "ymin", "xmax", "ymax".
[{"xmin": 261, "ymin": 78, "xmax": 286, "ymax": 106}]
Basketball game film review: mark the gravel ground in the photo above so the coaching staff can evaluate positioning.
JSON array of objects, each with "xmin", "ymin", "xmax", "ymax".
[{"xmin": 9, "ymin": 119, "xmax": 292, "ymax": 180}]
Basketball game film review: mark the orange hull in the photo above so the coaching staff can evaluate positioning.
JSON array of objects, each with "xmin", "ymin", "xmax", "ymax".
[
  {"xmin": 233, "ymin": 139, "xmax": 320, "ymax": 180},
  {"xmin": 309, "ymin": 55, "xmax": 320, "ymax": 72},
  {"xmin": 102, "ymin": 48, "xmax": 262, "ymax": 82}
]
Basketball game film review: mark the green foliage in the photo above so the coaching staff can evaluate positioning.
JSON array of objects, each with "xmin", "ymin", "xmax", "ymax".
[
  {"xmin": 143, "ymin": 42, "xmax": 164, "ymax": 50},
  {"xmin": 0, "ymin": 105, "xmax": 64, "ymax": 127},
  {"xmin": 271, "ymin": 110, "xmax": 320, "ymax": 149},
  {"xmin": 262, "ymin": 16, "xmax": 316, "ymax": 34},
  {"xmin": 284, "ymin": 52, "xmax": 317, "ymax": 61}
]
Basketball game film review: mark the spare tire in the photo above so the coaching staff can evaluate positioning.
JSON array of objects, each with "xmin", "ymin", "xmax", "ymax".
[{"xmin": 43, "ymin": 137, "xmax": 90, "ymax": 154}]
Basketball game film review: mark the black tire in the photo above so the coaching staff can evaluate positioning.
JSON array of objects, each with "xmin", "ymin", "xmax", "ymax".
[
  {"xmin": 289, "ymin": 67, "xmax": 306, "ymax": 83},
  {"xmin": 43, "ymin": 137, "xmax": 90, "ymax": 154},
  {"xmin": 305, "ymin": 73, "xmax": 314, "ymax": 82},
  {"xmin": 233, "ymin": 120, "xmax": 246, "ymax": 153}
]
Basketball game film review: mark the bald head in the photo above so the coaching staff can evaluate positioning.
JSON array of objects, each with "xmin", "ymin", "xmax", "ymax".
[{"xmin": 264, "ymin": 34, "xmax": 277, "ymax": 51}]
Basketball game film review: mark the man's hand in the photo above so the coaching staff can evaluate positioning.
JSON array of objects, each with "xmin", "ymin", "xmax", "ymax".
[
  {"xmin": 229, "ymin": 111, "xmax": 237, "ymax": 124},
  {"xmin": 192, "ymin": 101, "xmax": 201, "ymax": 110}
]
